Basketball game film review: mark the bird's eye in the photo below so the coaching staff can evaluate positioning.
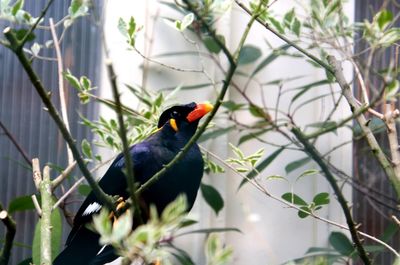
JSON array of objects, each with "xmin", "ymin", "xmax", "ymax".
[{"xmin": 172, "ymin": 111, "xmax": 179, "ymax": 118}]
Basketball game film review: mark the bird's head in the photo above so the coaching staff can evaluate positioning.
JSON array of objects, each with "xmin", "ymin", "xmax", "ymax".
[{"xmin": 157, "ymin": 102, "xmax": 213, "ymax": 134}]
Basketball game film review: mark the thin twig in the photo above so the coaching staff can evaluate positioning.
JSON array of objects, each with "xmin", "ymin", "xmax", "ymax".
[
  {"xmin": 31, "ymin": 195, "xmax": 42, "ymax": 217},
  {"xmin": 0, "ymin": 120, "xmax": 31, "ymax": 166},
  {"xmin": 0, "ymin": 203, "xmax": 16, "ymax": 265},
  {"xmin": 49, "ymin": 18, "xmax": 74, "ymax": 166}
]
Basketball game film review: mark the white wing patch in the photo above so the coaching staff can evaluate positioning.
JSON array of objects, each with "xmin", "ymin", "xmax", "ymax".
[{"xmin": 83, "ymin": 202, "xmax": 102, "ymax": 216}]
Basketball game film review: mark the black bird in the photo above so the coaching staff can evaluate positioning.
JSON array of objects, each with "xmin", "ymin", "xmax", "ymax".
[{"xmin": 53, "ymin": 102, "xmax": 213, "ymax": 265}]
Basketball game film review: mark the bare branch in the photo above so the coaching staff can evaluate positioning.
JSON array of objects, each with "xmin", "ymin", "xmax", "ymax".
[
  {"xmin": 52, "ymin": 161, "xmax": 77, "ymax": 189},
  {"xmin": 49, "ymin": 18, "xmax": 74, "ymax": 166}
]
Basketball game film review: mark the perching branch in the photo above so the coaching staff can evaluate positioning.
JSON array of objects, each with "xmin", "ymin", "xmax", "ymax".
[
  {"xmin": 327, "ymin": 56, "xmax": 400, "ymax": 198},
  {"xmin": 0, "ymin": 203, "xmax": 16, "ymax": 265},
  {"xmin": 3, "ymin": 27, "xmax": 116, "ymax": 212},
  {"xmin": 291, "ymin": 127, "xmax": 371, "ymax": 265}
]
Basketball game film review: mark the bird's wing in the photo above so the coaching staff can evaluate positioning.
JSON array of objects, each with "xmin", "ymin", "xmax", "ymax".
[{"xmin": 66, "ymin": 143, "xmax": 154, "ymax": 245}]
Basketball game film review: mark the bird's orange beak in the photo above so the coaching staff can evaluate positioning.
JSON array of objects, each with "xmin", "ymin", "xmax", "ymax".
[{"xmin": 186, "ymin": 102, "xmax": 214, "ymax": 122}]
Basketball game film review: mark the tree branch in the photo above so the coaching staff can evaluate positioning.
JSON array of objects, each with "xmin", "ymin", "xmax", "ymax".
[
  {"xmin": 106, "ymin": 59, "xmax": 142, "ymax": 221},
  {"xmin": 327, "ymin": 56, "xmax": 400, "ymax": 198},
  {"xmin": 291, "ymin": 127, "xmax": 371, "ymax": 265},
  {"xmin": 0, "ymin": 203, "xmax": 16, "ymax": 265},
  {"xmin": 3, "ymin": 27, "xmax": 116, "ymax": 212}
]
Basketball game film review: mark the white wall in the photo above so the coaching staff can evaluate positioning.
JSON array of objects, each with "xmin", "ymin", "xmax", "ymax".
[{"xmin": 101, "ymin": 1, "xmax": 354, "ymax": 264}]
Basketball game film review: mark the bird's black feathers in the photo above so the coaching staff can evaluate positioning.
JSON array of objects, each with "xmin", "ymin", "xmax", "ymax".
[{"xmin": 54, "ymin": 102, "xmax": 207, "ymax": 265}]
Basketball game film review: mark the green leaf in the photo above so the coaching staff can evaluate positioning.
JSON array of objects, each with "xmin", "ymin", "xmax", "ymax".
[
  {"xmin": 8, "ymin": 195, "xmax": 37, "ymax": 214},
  {"xmin": 170, "ymin": 247, "xmax": 196, "ymax": 265},
  {"xmin": 161, "ymin": 194, "xmax": 187, "ymax": 224},
  {"xmin": 283, "ymin": 8, "xmax": 295, "ymax": 27},
  {"xmin": 179, "ymin": 218, "xmax": 198, "ymax": 228},
  {"xmin": 296, "ymin": 169, "xmax": 319, "ymax": 181},
  {"xmin": 179, "ymin": 13, "xmax": 194, "ymax": 31},
  {"xmin": 128, "ymin": 16, "xmax": 136, "ymax": 37},
  {"xmin": 221, "ymin": 100, "xmax": 245, "ymax": 111},
  {"xmin": 13, "ymin": 28, "xmax": 35, "ymax": 42},
  {"xmin": 249, "ymin": 104, "xmax": 270, "ymax": 120},
  {"xmin": 379, "ymin": 28, "xmax": 400, "ymax": 47},
  {"xmin": 313, "ymin": 192, "xmax": 330, "ymax": 205},
  {"xmin": 64, "ymin": 70, "xmax": 81, "ymax": 90},
  {"xmin": 241, "ymin": 147, "xmax": 284, "ymax": 188},
  {"xmin": 325, "ymin": 0, "xmax": 341, "ymax": 17},
  {"xmin": 111, "ymin": 210, "xmax": 132, "ymax": 242},
  {"xmin": 11, "ymin": 0, "xmax": 24, "ymax": 16},
  {"xmin": 238, "ymin": 45, "xmax": 262, "ymax": 65},
  {"xmin": 203, "ymin": 35, "xmax": 225, "ymax": 54},
  {"xmin": 117, "ymin": 17, "xmax": 128, "ymax": 37},
  {"xmin": 377, "ymin": 9, "xmax": 393, "ymax": 30},
  {"xmin": 81, "ymin": 139, "xmax": 92, "ymax": 158},
  {"xmin": 199, "ymin": 126, "xmax": 234, "ymax": 143},
  {"xmin": 32, "ymin": 207, "xmax": 62, "ymax": 264},
  {"xmin": 251, "ymin": 44, "xmax": 291, "ymax": 77},
  {"xmin": 78, "ymin": 184, "xmax": 92, "ymax": 196},
  {"xmin": 201, "ymin": 183, "xmax": 224, "ymax": 215},
  {"xmin": 30, "ymin": 42, "xmax": 40, "ymax": 56},
  {"xmin": 69, "ymin": 0, "xmax": 81, "ymax": 15},
  {"xmin": 385, "ymin": 80, "xmax": 400, "ymax": 101},
  {"xmin": 291, "ymin": 18, "xmax": 301, "ymax": 37},
  {"xmin": 298, "ymin": 206, "xmax": 311, "ymax": 218},
  {"xmin": 285, "ymin": 157, "xmax": 311, "ymax": 174},
  {"xmin": 329, "ymin": 232, "xmax": 354, "ymax": 256},
  {"xmin": 80, "ymin": 76, "xmax": 91, "ymax": 91},
  {"xmin": 268, "ymin": 16, "xmax": 285, "ymax": 34},
  {"xmin": 177, "ymin": 227, "xmax": 241, "ymax": 237},
  {"xmin": 281, "ymin": 192, "xmax": 308, "ymax": 206},
  {"xmin": 266, "ymin": 175, "xmax": 287, "ymax": 181}
]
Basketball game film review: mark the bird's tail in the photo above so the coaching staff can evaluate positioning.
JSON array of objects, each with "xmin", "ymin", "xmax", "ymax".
[{"xmin": 53, "ymin": 227, "xmax": 102, "ymax": 265}]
